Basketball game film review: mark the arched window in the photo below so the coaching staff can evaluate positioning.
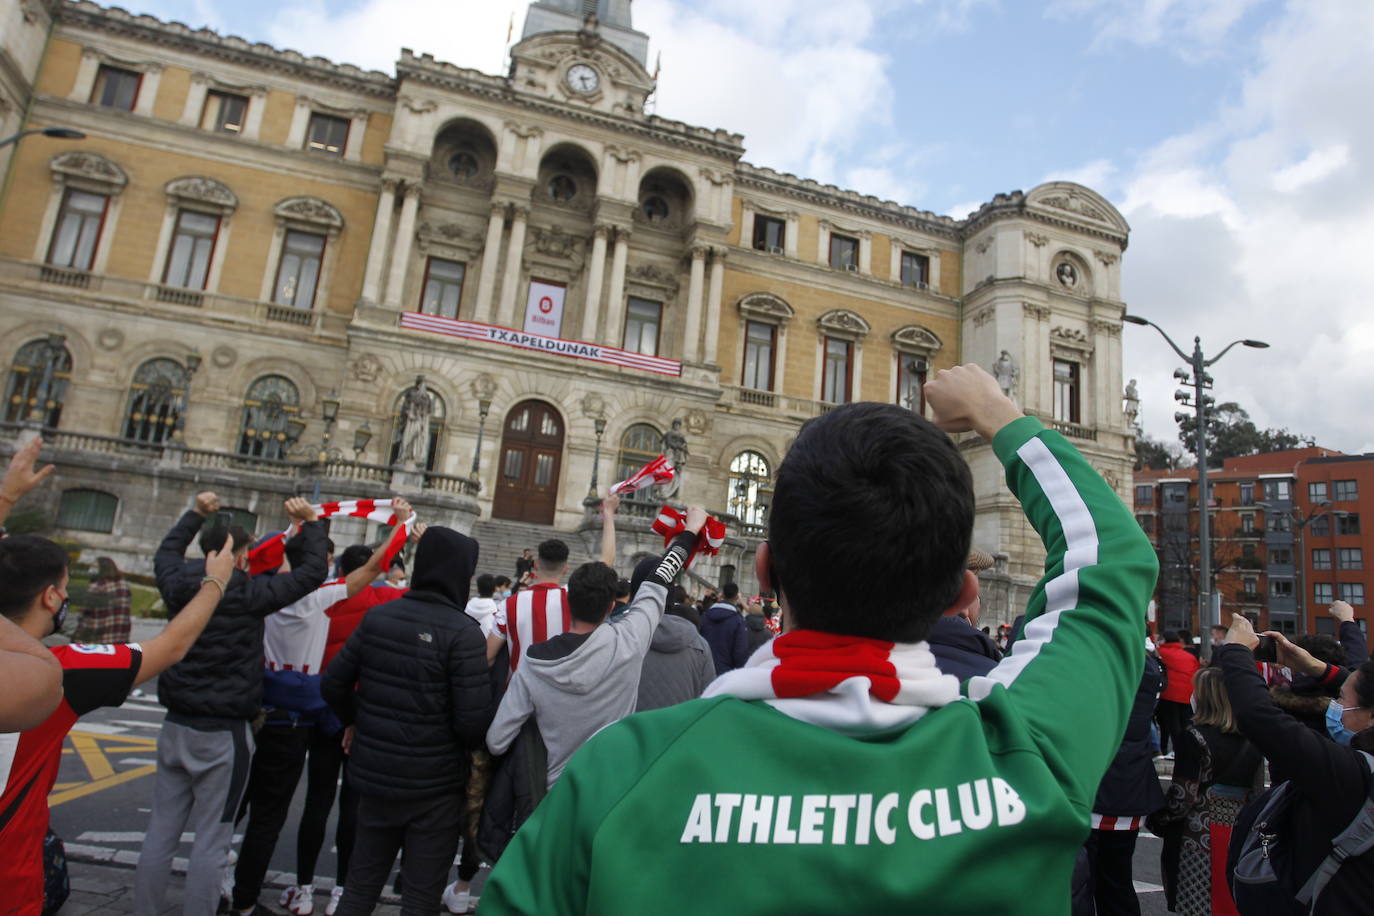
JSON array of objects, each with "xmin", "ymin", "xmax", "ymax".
[
  {"xmin": 727, "ymin": 451, "xmax": 773, "ymax": 527},
  {"xmin": 4, "ymin": 338, "xmax": 73, "ymax": 427},
  {"xmin": 615, "ymin": 423, "xmax": 661, "ymax": 501},
  {"xmin": 387, "ymin": 389, "xmax": 447, "ymax": 472},
  {"xmin": 238, "ymin": 375, "xmax": 301, "ymax": 460},
  {"xmin": 58, "ymin": 488, "xmax": 118, "ymax": 533},
  {"xmin": 124, "ymin": 358, "xmax": 189, "ymax": 443}
]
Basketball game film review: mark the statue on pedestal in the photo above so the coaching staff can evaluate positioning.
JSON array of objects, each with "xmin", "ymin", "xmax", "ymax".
[
  {"xmin": 1124, "ymin": 378, "xmax": 1141, "ymax": 428},
  {"xmin": 659, "ymin": 418, "xmax": 690, "ymax": 500},
  {"xmin": 397, "ymin": 375, "xmax": 434, "ymax": 468},
  {"xmin": 992, "ymin": 351, "xmax": 1019, "ymax": 400}
]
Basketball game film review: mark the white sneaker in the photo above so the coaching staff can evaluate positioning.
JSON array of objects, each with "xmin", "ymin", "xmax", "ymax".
[
  {"xmin": 279, "ymin": 885, "xmax": 315, "ymax": 916},
  {"xmin": 325, "ymin": 886, "xmax": 344, "ymax": 916},
  {"xmin": 442, "ymin": 881, "xmax": 479, "ymax": 914}
]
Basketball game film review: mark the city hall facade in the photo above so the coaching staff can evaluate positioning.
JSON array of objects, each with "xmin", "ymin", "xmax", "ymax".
[{"xmin": 0, "ymin": 0, "xmax": 1137, "ymax": 617}]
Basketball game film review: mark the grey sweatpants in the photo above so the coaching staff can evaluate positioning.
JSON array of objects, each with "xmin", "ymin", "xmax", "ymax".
[{"xmin": 134, "ymin": 718, "xmax": 254, "ymax": 916}]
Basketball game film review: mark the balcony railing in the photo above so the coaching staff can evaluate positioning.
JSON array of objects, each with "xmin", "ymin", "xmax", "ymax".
[
  {"xmin": 38, "ymin": 264, "xmax": 92, "ymax": 288},
  {"xmin": 153, "ymin": 285, "xmax": 205, "ymax": 308}
]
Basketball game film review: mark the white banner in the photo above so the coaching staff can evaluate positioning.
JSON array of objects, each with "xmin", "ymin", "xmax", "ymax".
[{"xmin": 523, "ymin": 280, "xmax": 566, "ymax": 336}]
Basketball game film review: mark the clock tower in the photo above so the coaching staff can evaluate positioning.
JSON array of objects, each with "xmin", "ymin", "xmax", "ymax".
[{"xmin": 512, "ymin": 1, "xmax": 655, "ymax": 115}]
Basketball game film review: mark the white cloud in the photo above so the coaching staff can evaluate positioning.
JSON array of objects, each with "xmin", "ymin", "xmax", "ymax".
[
  {"xmin": 944, "ymin": 199, "xmax": 984, "ymax": 219},
  {"xmin": 1271, "ymin": 145, "xmax": 1350, "ymax": 193},
  {"xmin": 1046, "ymin": 0, "xmax": 1265, "ymax": 57},
  {"xmin": 1044, "ymin": 158, "xmax": 1117, "ymax": 192}
]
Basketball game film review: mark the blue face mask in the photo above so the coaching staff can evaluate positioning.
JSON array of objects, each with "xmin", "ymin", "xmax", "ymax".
[{"xmin": 1327, "ymin": 700, "xmax": 1358, "ymax": 745}]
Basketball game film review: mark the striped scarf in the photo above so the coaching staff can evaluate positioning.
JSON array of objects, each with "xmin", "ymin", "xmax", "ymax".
[{"xmin": 248, "ymin": 499, "xmax": 416, "ymax": 575}]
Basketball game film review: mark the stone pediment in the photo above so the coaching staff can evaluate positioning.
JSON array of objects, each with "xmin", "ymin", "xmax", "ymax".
[
  {"xmin": 165, "ymin": 176, "xmax": 238, "ymax": 210},
  {"xmin": 50, "ymin": 151, "xmax": 127, "ymax": 189},
  {"xmin": 274, "ymin": 196, "xmax": 344, "ymax": 231},
  {"xmin": 817, "ymin": 309, "xmax": 870, "ymax": 340},
  {"xmin": 736, "ymin": 292, "xmax": 794, "ymax": 325},
  {"xmin": 1026, "ymin": 182, "xmax": 1130, "ymax": 235},
  {"xmin": 891, "ymin": 325, "xmax": 943, "ymax": 355}
]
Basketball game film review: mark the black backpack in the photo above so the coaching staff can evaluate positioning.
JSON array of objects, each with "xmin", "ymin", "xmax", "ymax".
[{"xmin": 1228, "ymin": 751, "xmax": 1374, "ymax": 914}]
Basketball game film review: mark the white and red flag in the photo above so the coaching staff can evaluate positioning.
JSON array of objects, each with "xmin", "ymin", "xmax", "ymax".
[
  {"xmin": 248, "ymin": 498, "xmax": 416, "ymax": 575},
  {"xmin": 610, "ymin": 454, "xmax": 675, "ymax": 496},
  {"xmin": 651, "ymin": 505, "xmax": 726, "ymax": 565}
]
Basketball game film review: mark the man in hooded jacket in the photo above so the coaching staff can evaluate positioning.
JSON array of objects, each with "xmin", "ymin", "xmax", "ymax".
[
  {"xmin": 701, "ymin": 582, "xmax": 750, "ymax": 674},
  {"xmin": 322, "ymin": 526, "xmax": 494, "ymax": 916}
]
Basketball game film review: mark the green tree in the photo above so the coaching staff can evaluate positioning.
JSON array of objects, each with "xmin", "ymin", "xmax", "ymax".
[
  {"xmin": 1134, "ymin": 434, "xmax": 1179, "ymax": 471},
  {"xmin": 1176, "ymin": 402, "xmax": 1315, "ymax": 468}
]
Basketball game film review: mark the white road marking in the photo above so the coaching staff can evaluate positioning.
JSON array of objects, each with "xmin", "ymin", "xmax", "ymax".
[
  {"xmin": 67, "ymin": 723, "xmax": 129, "ymax": 735},
  {"xmin": 107, "ymin": 719, "xmax": 163, "ymax": 730}
]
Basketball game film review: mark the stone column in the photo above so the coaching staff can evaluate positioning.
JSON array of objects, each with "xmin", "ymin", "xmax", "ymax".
[
  {"xmin": 473, "ymin": 202, "xmax": 506, "ymax": 324},
  {"xmin": 495, "ymin": 205, "xmax": 528, "ymax": 328},
  {"xmin": 360, "ymin": 179, "xmax": 397, "ymax": 303},
  {"xmin": 601, "ymin": 228, "xmax": 630, "ymax": 348},
  {"xmin": 383, "ymin": 184, "xmax": 420, "ymax": 308},
  {"xmin": 682, "ymin": 245, "xmax": 707, "ymax": 362},
  {"xmin": 703, "ymin": 247, "xmax": 726, "ymax": 365},
  {"xmin": 580, "ymin": 225, "xmax": 609, "ymax": 341}
]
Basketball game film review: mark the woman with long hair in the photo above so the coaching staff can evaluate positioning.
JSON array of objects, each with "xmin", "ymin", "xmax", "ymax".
[
  {"xmin": 1147, "ymin": 665, "xmax": 1264, "ymax": 914},
  {"xmin": 79, "ymin": 556, "xmax": 132, "ymax": 644}
]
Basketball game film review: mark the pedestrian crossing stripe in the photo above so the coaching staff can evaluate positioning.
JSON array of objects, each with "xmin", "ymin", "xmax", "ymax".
[{"xmin": 49, "ymin": 730, "xmax": 158, "ymax": 808}]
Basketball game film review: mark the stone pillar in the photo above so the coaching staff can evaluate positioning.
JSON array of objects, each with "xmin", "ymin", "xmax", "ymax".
[
  {"xmin": 580, "ymin": 225, "xmax": 609, "ymax": 341},
  {"xmin": 601, "ymin": 229, "xmax": 630, "ymax": 348},
  {"xmin": 473, "ymin": 202, "xmax": 506, "ymax": 324},
  {"xmin": 360, "ymin": 179, "xmax": 397, "ymax": 303},
  {"xmin": 703, "ymin": 247, "xmax": 726, "ymax": 365},
  {"xmin": 495, "ymin": 205, "xmax": 529, "ymax": 328},
  {"xmin": 384, "ymin": 185, "xmax": 420, "ymax": 308},
  {"xmin": 682, "ymin": 245, "xmax": 707, "ymax": 362}
]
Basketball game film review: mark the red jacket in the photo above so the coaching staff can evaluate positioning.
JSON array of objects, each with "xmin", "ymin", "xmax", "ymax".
[
  {"xmin": 1157, "ymin": 642, "xmax": 1200, "ymax": 703},
  {"xmin": 323, "ymin": 586, "xmax": 406, "ymax": 670}
]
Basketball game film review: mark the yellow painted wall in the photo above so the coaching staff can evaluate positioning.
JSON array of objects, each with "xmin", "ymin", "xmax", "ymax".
[
  {"xmin": 34, "ymin": 39, "xmax": 80, "ymax": 98},
  {"xmin": 360, "ymin": 111, "xmax": 392, "ymax": 165},
  {"xmin": 154, "ymin": 67, "xmax": 189, "ymax": 122},
  {"xmin": 258, "ymin": 90, "xmax": 297, "ymax": 146}
]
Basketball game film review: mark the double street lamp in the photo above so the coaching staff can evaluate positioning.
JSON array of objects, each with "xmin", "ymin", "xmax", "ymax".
[
  {"xmin": 1124, "ymin": 313, "xmax": 1270, "ymax": 659},
  {"xmin": 285, "ymin": 391, "xmax": 372, "ymax": 502}
]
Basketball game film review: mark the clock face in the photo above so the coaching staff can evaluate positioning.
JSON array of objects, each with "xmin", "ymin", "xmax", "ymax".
[{"xmin": 566, "ymin": 64, "xmax": 600, "ymax": 94}]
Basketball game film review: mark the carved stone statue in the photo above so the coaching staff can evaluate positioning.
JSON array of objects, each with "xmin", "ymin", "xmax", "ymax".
[
  {"xmin": 992, "ymin": 351, "xmax": 1019, "ymax": 399},
  {"xmin": 659, "ymin": 418, "xmax": 690, "ymax": 499},
  {"xmin": 397, "ymin": 375, "xmax": 434, "ymax": 467},
  {"xmin": 1124, "ymin": 378, "xmax": 1141, "ymax": 428}
]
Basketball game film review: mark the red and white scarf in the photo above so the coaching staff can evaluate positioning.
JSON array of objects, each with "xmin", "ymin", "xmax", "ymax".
[
  {"xmin": 248, "ymin": 498, "xmax": 416, "ymax": 575},
  {"xmin": 703, "ymin": 629, "xmax": 960, "ymax": 734},
  {"xmin": 611, "ymin": 454, "xmax": 675, "ymax": 495},
  {"xmin": 651, "ymin": 505, "xmax": 726, "ymax": 564}
]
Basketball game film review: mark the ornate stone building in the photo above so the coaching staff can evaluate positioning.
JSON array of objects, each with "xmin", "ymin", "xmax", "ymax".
[{"xmin": 0, "ymin": 0, "xmax": 1136, "ymax": 620}]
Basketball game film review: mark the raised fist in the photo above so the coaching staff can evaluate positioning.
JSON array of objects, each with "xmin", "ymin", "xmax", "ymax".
[{"xmin": 194, "ymin": 491, "xmax": 220, "ymax": 517}]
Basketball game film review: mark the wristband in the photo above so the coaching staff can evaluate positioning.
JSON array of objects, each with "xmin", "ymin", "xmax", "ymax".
[{"xmin": 200, "ymin": 576, "xmax": 227, "ymax": 598}]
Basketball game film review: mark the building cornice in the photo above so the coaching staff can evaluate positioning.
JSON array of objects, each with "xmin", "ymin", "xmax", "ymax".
[{"xmin": 961, "ymin": 189, "xmax": 1130, "ymax": 250}]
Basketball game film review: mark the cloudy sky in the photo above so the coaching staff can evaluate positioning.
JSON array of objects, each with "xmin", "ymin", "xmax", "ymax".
[{"xmin": 129, "ymin": 0, "xmax": 1374, "ymax": 454}]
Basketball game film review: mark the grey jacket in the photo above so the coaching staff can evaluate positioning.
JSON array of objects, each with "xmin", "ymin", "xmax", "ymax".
[
  {"xmin": 636, "ymin": 614, "xmax": 715, "ymax": 713},
  {"xmin": 487, "ymin": 581, "xmax": 669, "ymax": 787}
]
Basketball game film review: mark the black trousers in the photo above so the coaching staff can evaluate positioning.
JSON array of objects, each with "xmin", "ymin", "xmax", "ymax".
[
  {"xmin": 232, "ymin": 724, "xmax": 311, "ymax": 910},
  {"xmin": 335, "ymin": 791, "xmax": 464, "ymax": 916},
  {"xmin": 1156, "ymin": 699, "xmax": 1193, "ymax": 756},
  {"xmin": 1084, "ymin": 828, "xmax": 1142, "ymax": 916},
  {"xmin": 296, "ymin": 727, "xmax": 359, "ymax": 887}
]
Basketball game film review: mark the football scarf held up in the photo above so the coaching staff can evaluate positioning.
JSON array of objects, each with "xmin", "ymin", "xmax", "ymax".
[{"xmin": 248, "ymin": 498, "xmax": 416, "ymax": 575}]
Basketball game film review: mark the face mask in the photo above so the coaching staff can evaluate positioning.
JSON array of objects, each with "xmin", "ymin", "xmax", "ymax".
[
  {"xmin": 52, "ymin": 595, "xmax": 69, "ymax": 635},
  {"xmin": 1327, "ymin": 699, "xmax": 1358, "ymax": 745}
]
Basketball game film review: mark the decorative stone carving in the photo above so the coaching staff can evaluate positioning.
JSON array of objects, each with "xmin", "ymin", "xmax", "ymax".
[
  {"xmin": 210, "ymin": 345, "xmax": 236, "ymax": 368},
  {"xmin": 400, "ymin": 95, "xmax": 437, "ymax": 114},
  {"xmin": 817, "ymin": 309, "xmax": 870, "ymax": 340},
  {"xmin": 1094, "ymin": 249, "xmax": 1119, "ymax": 266},
  {"xmin": 737, "ymin": 292, "xmax": 794, "ymax": 325},
  {"xmin": 50, "ymin": 151, "xmax": 128, "ymax": 189},
  {"xmin": 1025, "ymin": 231, "xmax": 1049, "ymax": 247},
  {"xmin": 659, "ymin": 418, "xmax": 690, "ymax": 499},
  {"xmin": 1056, "ymin": 261, "xmax": 1079, "ymax": 288},
  {"xmin": 1023, "ymin": 303, "xmax": 1051, "ymax": 321},
  {"xmin": 890, "ymin": 325, "xmax": 943, "ymax": 356},
  {"xmin": 1039, "ymin": 193, "xmax": 1110, "ymax": 222},
  {"xmin": 504, "ymin": 120, "xmax": 544, "ymax": 139},
  {"xmin": 1090, "ymin": 319, "xmax": 1121, "ymax": 338},
  {"xmin": 580, "ymin": 391, "xmax": 606, "ymax": 419},
  {"xmin": 530, "ymin": 225, "xmax": 584, "ymax": 261},
  {"xmin": 352, "ymin": 353, "xmax": 383, "ymax": 382},
  {"xmin": 275, "ymin": 197, "xmax": 344, "ymax": 231},
  {"xmin": 1124, "ymin": 379, "xmax": 1140, "ymax": 428},
  {"xmin": 684, "ymin": 409, "xmax": 709, "ymax": 436},
  {"xmin": 992, "ymin": 351, "xmax": 1019, "ymax": 399},
  {"xmin": 975, "ymin": 236, "xmax": 994, "ymax": 254},
  {"xmin": 97, "ymin": 328, "xmax": 124, "ymax": 350},
  {"xmin": 165, "ymin": 176, "xmax": 238, "ymax": 210},
  {"xmin": 970, "ymin": 306, "xmax": 995, "ymax": 328},
  {"xmin": 627, "ymin": 263, "xmax": 678, "ymax": 292},
  {"xmin": 419, "ymin": 221, "xmax": 465, "ymax": 241},
  {"xmin": 471, "ymin": 372, "xmax": 497, "ymax": 401},
  {"xmin": 396, "ymin": 376, "xmax": 434, "ymax": 468},
  {"xmin": 1051, "ymin": 326, "xmax": 1090, "ymax": 343}
]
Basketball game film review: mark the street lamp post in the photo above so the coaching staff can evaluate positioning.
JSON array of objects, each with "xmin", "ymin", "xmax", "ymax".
[
  {"xmin": 285, "ymin": 391, "xmax": 371, "ymax": 502},
  {"xmin": 0, "ymin": 127, "xmax": 86, "ymax": 150},
  {"xmin": 470, "ymin": 397, "xmax": 492, "ymax": 477},
  {"xmin": 170, "ymin": 350, "xmax": 202, "ymax": 446},
  {"xmin": 1124, "ymin": 314, "xmax": 1269, "ymax": 660},
  {"xmin": 587, "ymin": 416, "xmax": 607, "ymax": 497}
]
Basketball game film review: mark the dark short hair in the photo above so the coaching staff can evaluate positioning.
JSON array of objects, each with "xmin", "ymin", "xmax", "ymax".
[
  {"xmin": 1293, "ymin": 634, "xmax": 1345, "ymax": 668},
  {"xmin": 567, "ymin": 561, "xmax": 619, "ymax": 625},
  {"xmin": 768, "ymin": 402, "xmax": 972, "ymax": 643},
  {"xmin": 721, "ymin": 582, "xmax": 740, "ymax": 601},
  {"xmin": 200, "ymin": 525, "xmax": 250, "ymax": 556},
  {"xmin": 615, "ymin": 578, "xmax": 631, "ymax": 600},
  {"xmin": 669, "ymin": 584, "xmax": 687, "ymax": 605},
  {"xmin": 538, "ymin": 539, "xmax": 570, "ymax": 567},
  {"xmin": 476, "ymin": 574, "xmax": 496, "ymax": 598},
  {"xmin": 339, "ymin": 544, "xmax": 373, "ymax": 575},
  {"xmin": 0, "ymin": 535, "xmax": 69, "ymax": 620},
  {"xmin": 389, "ymin": 556, "xmax": 405, "ymax": 572},
  {"xmin": 494, "ymin": 575, "xmax": 511, "ymax": 589},
  {"xmin": 1161, "ymin": 629, "xmax": 1181, "ymax": 644}
]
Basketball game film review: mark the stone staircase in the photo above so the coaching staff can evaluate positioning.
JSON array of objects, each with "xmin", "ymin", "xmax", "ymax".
[{"xmin": 469, "ymin": 516, "xmax": 599, "ymax": 582}]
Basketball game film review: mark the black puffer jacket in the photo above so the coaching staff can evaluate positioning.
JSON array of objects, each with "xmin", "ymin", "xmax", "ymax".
[
  {"xmin": 322, "ymin": 526, "xmax": 494, "ymax": 801},
  {"xmin": 927, "ymin": 615, "xmax": 1002, "ymax": 682},
  {"xmin": 154, "ymin": 510, "xmax": 328, "ymax": 720},
  {"xmin": 1094, "ymin": 653, "xmax": 1166, "ymax": 817}
]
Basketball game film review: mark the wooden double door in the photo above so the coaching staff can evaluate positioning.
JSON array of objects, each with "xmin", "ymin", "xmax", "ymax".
[{"xmin": 492, "ymin": 399, "xmax": 564, "ymax": 525}]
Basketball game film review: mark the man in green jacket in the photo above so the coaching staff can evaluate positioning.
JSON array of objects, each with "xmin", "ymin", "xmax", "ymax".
[{"xmin": 483, "ymin": 364, "xmax": 1158, "ymax": 915}]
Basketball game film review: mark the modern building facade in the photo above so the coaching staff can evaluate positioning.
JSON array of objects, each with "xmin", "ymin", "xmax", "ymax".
[
  {"xmin": 0, "ymin": 0, "xmax": 1138, "ymax": 619},
  {"xmin": 1136, "ymin": 448, "xmax": 1372, "ymax": 645}
]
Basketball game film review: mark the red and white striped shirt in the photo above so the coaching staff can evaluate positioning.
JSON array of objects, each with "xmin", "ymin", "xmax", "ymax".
[
  {"xmin": 1090, "ymin": 813, "xmax": 1143, "ymax": 831},
  {"xmin": 493, "ymin": 582, "xmax": 571, "ymax": 673}
]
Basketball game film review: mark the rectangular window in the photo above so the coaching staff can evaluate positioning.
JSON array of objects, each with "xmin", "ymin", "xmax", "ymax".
[
  {"xmin": 306, "ymin": 113, "xmax": 350, "ymax": 156},
  {"xmin": 1341, "ymin": 583, "xmax": 1366, "ymax": 605},
  {"xmin": 1243, "ymin": 577, "xmax": 1258, "ymax": 593},
  {"xmin": 821, "ymin": 337, "xmax": 852, "ymax": 403},
  {"xmin": 1271, "ymin": 580, "xmax": 1293, "ymax": 597},
  {"xmin": 273, "ymin": 230, "xmax": 326, "ymax": 308},
  {"xmin": 1339, "ymin": 547, "xmax": 1363, "ymax": 570},
  {"xmin": 201, "ymin": 90, "xmax": 248, "ymax": 134},
  {"xmin": 741, "ymin": 320, "xmax": 775, "ymax": 391},
  {"xmin": 829, "ymin": 234, "xmax": 859, "ymax": 270},
  {"xmin": 1340, "ymin": 513, "xmax": 1362, "ymax": 536},
  {"xmin": 1315, "ymin": 583, "xmax": 1334, "ymax": 604},
  {"xmin": 1264, "ymin": 479, "xmax": 1292, "ymax": 501},
  {"xmin": 1269, "ymin": 548, "xmax": 1293, "ymax": 565},
  {"xmin": 1334, "ymin": 479, "xmax": 1359, "ymax": 502},
  {"xmin": 162, "ymin": 209, "xmax": 220, "ymax": 290},
  {"xmin": 1241, "ymin": 514, "xmax": 1255, "ymax": 532},
  {"xmin": 57, "ymin": 489, "xmax": 118, "ymax": 533},
  {"xmin": 622, "ymin": 297, "xmax": 661, "ymax": 356},
  {"xmin": 1135, "ymin": 513, "xmax": 1153, "ymax": 533},
  {"xmin": 1309, "ymin": 481, "xmax": 1329, "ymax": 503},
  {"xmin": 1052, "ymin": 359, "xmax": 1080, "ymax": 423},
  {"xmin": 896, "ymin": 355, "xmax": 926, "ymax": 412},
  {"xmin": 1135, "ymin": 485, "xmax": 1153, "ymax": 505},
  {"xmin": 900, "ymin": 251, "xmax": 930, "ymax": 288},
  {"xmin": 1312, "ymin": 514, "xmax": 1332, "ymax": 537},
  {"xmin": 1267, "ymin": 513, "xmax": 1292, "ymax": 532},
  {"xmin": 1313, "ymin": 548, "xmax": 1333, "ymax": 570},
  {"xmin": 1240, "ymin": 482, "xmax": 1255, "ymax": 505},
  {"xmin": 91, "ymin": 65, "xmax": 141, "ymax": 110},
  {"xmin": 46, "ymin": 189, "xmax": 108, "ymax": 270},
  {"xmin": 753, "ymin": 216, "xmax": 785, "ymax": 253},
  {"xmin": 419, "ymin": 257, "xmax": 465, "ymax": 319}
]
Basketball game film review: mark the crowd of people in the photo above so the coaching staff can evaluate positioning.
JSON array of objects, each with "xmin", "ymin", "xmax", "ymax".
[{"xmin": 1, "ymin": 364, "xmax": 1372, "ymax": 916}]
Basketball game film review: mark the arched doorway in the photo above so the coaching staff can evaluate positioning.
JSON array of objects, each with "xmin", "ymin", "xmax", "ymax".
[{"xmin": 492, "ymin": 400, "xmax": 564, "ymax": 525}]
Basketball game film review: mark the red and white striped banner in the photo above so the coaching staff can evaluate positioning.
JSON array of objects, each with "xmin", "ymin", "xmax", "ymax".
[
  {"xmin": 651, "ymin": 505, "xmax": 726, "ymax": 565},
  {"xmin": 399, "ymin": 312, "xmax": 682, "ymax": 377},
  {"xmin": 248, "ymin": 499, "xmax": 415, "ymax": 575},
  {"xmin": 610, "ymin": 455, "xmax": 675, "ymax": 495}
]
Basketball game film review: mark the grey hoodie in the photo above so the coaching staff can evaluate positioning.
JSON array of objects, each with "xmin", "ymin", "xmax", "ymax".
[
  {"xmin": 637, "ymin": 614, "xmax": 716, "ymax": 713},
  {"xmin": 487, "ymin": 580, "xmax": 670, "ymax": 787}
]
